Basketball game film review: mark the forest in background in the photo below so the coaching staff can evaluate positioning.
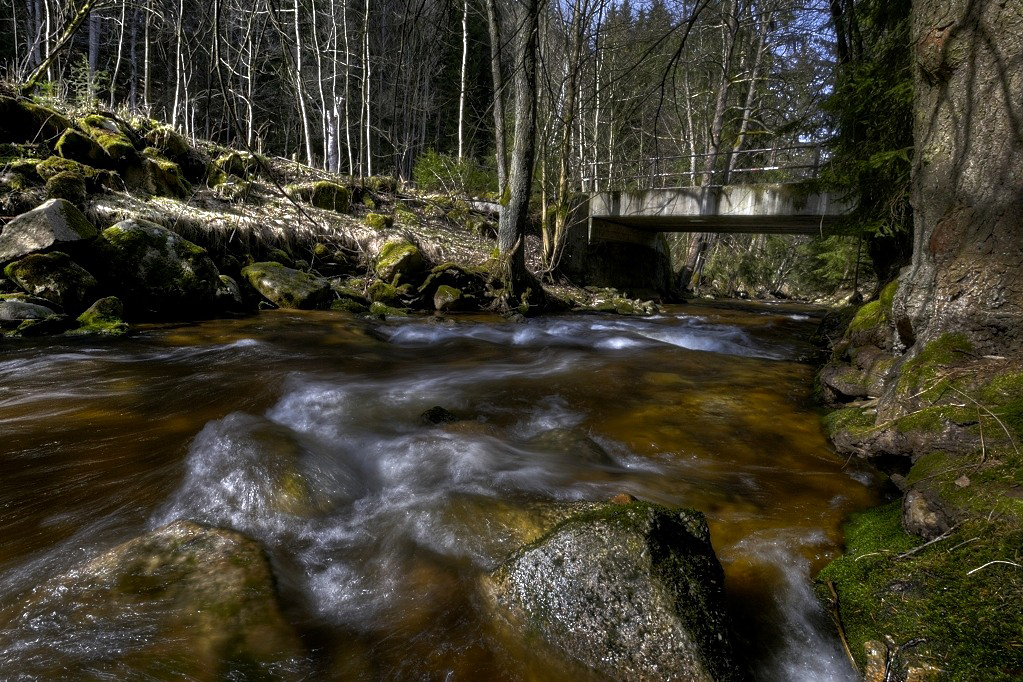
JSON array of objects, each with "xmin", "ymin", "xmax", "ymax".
[{"xmin": 0, "ymin": 0, "xmax": 911, "ymax": 299}]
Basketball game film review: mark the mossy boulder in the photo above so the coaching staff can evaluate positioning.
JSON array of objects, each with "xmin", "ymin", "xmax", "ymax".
[
  {"xmin": 368, "ymin": 301, "xmax": 408, "ymax": 317},
  {"xmin": 367, "ymin": 279, "xmax": 401, "ymax": 305},
  {"xmin": 483, "ymin": 502, "xmax": 741, "ymax": 681},
  {"xmin": 0, "ymin": 198, "xmax": 98, "ymax": 264},
  {"xmin": 44, "ymin": 170, "xmax": 86, "ymax": 204},
  {"xmin": 92, "ymin": 219, "xmax": 221, "ymax": 317},
  {"xmin": 36, "ymin": 155, "xmax": 115, "ymax": 192},
  {"xmin": 0, "ymin": 520, "xmax": 305, "ymax": 678},
  {"xmin": 4, "ymin": 251, "xmax": 98, "ymax": 313},
  {"xmin": 310, "ymin": 181, "xmax": 351, "ymax": 213},
  {"xmin": 364, "ymin": 212, "xmax": 393, "ymax": 230},
  {"xmin": 54, "ymin": 128, "xmax": 110, "ymax": 167},
  {"xmin": 214, "ymin": 275, "xmax": 246, "ymax": 311},
  {"xmin": 79, "ymin": 114, "xmax": 140, "ymax": 168},
  {"xmin": 0, "ymin": 96, "xmax": 73, "ymax": 145},
  {"xmin": 240, "ymin": 261, "xmax": 331, "ymax": 309},
  {"xmin": 144, "ymin": 124, "xmax": 191, "ymax": 158},
  {"xmin": 68, "ymin": 296, "xmax": 129, "ymax": 336},
  {"xmin": 524, "ymin": 428, "xmax": 616, "ymax": 466},
  {"xmin": 433, "ymin": 284, "xmax": 462, "ymax": 312},
  {"xmin": 213, "ymin": 174, "xmax": 251, "ymax": 201},
  {"xmin": 373, "ymin": 238, "xmax": 424, "ymax": 282},
  {"xmin": 141, "ymin": 149, "xmax": 192, "ymax": 198}
]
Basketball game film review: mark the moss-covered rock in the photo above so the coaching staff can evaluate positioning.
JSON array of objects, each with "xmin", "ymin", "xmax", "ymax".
[
  {"xmin": 367, "ymin": 279, "xmax": 400, "ymax": 305},
  {"xmin": 44, "ymin": 170, "xmax": 86, "ymax": 205},
  {"xmin": 265, "ymin": 248, "xmax": 294, "ymax": 268},
  {"xmin": 79, "ymin": 114, "xmax": 140, "ymax": 167},
  {"xmin": 54, "ymin": 128, "xmax": 109, "ymax": 167},
  {"xmin": 240, "ymin": 261, "xmax": 331, "ymax": 309},
  {"xmin": 68, "ymin": 296, "xmax": 129, "ymax": 335},
  {"xmin": 433, "ymin": 284, "xmax": 462, "ymax": 312},
  {"xmin": 368, "ymin": 301, "xmax": 408, "ymax": 317},
  {"xmin": 92, "ymin": 219, "xmax": 221, "ymax": 317},
  {"xmin": 364, "ymin": 212, "xmax": 393, "ymax": 230},
  {"xmin": 213, "ymin": 174, "xmax": 251, "ymax": 201},
  {"xmin": 310, "ymin": 181, "xmax": 351, "ymax": 213},
  {"xmin": 484, "ymin": 502, "xmax": 742, "ymax": 681},
  {"xmin": 0, "ymin": 97, "xmax": 73, "ymax": 146},
  {"xmin": 141, "ymin": 150, "xmax": 192, "ymax": 198},
  {"xmin": 0, "ymin": 198, "xmax": 98, "ymax": 264},
  {"xmin": 0, "ymin": 520, "xmax": 305, "ymax": 678},
  {"xmin": 144, "ymin": 124, "xmax": 191, "ymax": 158},
  {"xmin": 4, "ymin": 251, "xmax": 98, "ymax": 313},
  {"xmin": 373, "ymin": 238, "xmax": 424, "ymax": 282}
]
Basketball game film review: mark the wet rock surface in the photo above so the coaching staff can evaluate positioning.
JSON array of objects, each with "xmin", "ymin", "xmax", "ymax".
[{"xmin": 484, "ymin": 502, "xmax": 743, "ymax": 681}]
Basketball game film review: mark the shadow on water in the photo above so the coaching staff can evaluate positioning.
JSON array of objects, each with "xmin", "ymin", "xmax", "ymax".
[{"xmin": 0, "ymin": 302, "xmax": 878, "ymax": 680}]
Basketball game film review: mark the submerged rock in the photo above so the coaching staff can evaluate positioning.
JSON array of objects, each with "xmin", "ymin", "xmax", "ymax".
[
  {"xmin": 0, "ymin": 198, "xmax": 98, "ymax": 264},
  {"xmin": 4, "ymin": 251, "xmax": 98, "ymax": 313},
  {"xmin": 92, "ymin": 218, "xmax": 222, "ymax": 317},
  {"xmin": 525, "ymin": 427, "xmax": 616, "ymax": 466},
  {"xmin": 241, "ymin": 261, "xmax": 331, "ymax": 309},
  {"xmin": 0, "ymin": 520, "xmax": 304, "ymax": 679},
  {"xmin": 484, "ymin": 502, "xmax": 742, "ymax": 681}
]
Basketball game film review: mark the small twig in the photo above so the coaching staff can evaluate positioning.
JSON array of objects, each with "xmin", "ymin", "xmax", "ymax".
[
  {"xmin": 945, "ymin": 537, "xmax": 979, "ymax": 553},
  {"xmin": 854, "ymin": 551, "xmax": 886, "ymax": 562},
  {"xmin": 966, "ymin": 560, "xmax": 1022, "ymax": 576},
  {"xmin": 896, "ymin": 523, "xmax": 961, "ymax": 560},
  {"xmin": 826, "ymin": 580, "xmax": 859, "ymax": 672}
]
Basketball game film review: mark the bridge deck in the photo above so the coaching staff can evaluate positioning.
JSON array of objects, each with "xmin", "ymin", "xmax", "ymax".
[{"xmin": 588, "ymin": 184, "xmax": 851, "ymax": 236}]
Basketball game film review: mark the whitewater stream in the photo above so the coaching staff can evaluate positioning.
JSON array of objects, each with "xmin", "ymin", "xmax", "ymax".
[{"xmin": 0, "ymin": 302, "xmax": 879, "ymax": 680}]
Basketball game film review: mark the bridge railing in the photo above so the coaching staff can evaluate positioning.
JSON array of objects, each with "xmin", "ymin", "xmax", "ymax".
[{"xmin": 580, "ymin": 143, "xmax": 828, "ymax": 192}]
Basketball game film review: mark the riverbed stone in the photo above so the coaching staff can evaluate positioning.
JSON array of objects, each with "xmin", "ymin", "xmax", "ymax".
[
  {"xmin": 92, "ymin": 218, "xmax": 221, "ymax": 317},
  {"xmin": 0, "ymin": 198, "xmax": 98, "ymax": 264},
  {"xmin": 241, "ymin": 261, "xmax": 331, "ymax": 309},
  {"xmin": 68, "ymin": 296, "xmax": 129, "ymax": 336},
  {"xmin": 3, "ymin": 251, "xmax": 98, "ymax": 313},
  {"xmin": 484, "ymin": 502, "xmax": 742, "ymax": 681},
  {"xmin": 525, "ymin": 427, "xmax": 616, "ymax": 466},
  {"xmin": 0, "ymin": 296, "xmax": 58, "ymax": 321},
  {"xmin": 0, "ymin": 520, "xmax": 304, "ymax": 679}
]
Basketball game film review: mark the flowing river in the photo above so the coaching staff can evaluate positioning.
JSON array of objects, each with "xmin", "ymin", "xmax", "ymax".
[{"xmin": 0, "ymin": 302, "xmax": 879, "ymax": 680}]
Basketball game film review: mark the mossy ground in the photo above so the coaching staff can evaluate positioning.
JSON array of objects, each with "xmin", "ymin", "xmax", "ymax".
[{"xmin": 818, "ymin": 472, "xmax": 1023, "ymax": 681}]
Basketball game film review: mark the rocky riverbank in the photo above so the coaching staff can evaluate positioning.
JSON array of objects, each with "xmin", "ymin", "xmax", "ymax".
[
  {"xmin": 817, "ymin": 284, "xmax": 1023, "ymax": 680},
  {"xmin": 1, "ymin": 95, "xmax": 659, "ymax": 338}
]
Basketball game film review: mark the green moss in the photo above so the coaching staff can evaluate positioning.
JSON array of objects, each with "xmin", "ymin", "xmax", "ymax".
[
  {"xmin": 330, "ymin": 298, "xmax": 369, "ymax": 314},
  {"xmin": 819, "ymin": 503, "xmax": 1023, "ymax": 680},
  {"xmin": 45, "ymin": 170, "xmax": 86, "ymax": 204},
  {"xmin": 311, "ymin": 181, "xmax": 351, "ymax": 213},
  {"xmin": 68, "ymin": 296, "xmax": 129, "ymax": 336},
  {"xmin": 54, "ymin": 128, "xmax": 107, "ymax": 166},
  {"xmin": 364, "ymin": 212, "xmax": 393, "ymax": 230},
  {"xmin": 848, "ymin": 299, "xmax": 883, "ymax": 333},
  {"xmin": 822, "ymin": 406, "xmax": 877, "ymax": 439},
  {"xmin": 368, "ymin": 279, "xmax": 399, "ymax": 305},
  {"xmin": 80, "ymin": 114, "xmax": 138, "ymax": 164},
  {"xmin": 897, "ymin": 333, "xmax": 973, "ymax": 398},
  {"xmin": 145, "ymin": 125, "xmax": 190, "ymax": 158},
  {"xmin": 369, "ymin": 301, "xmax": 408, "ymax": 317},
  {"xmin": 895, "ymin": 405, "xmax": 974, "ymax": 436},
  {"xmin": 266, "ymin": 248, "xmax": 293, "ymax": 267}
]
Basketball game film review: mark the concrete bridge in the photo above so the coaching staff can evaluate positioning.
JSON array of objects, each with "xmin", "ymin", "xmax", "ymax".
[{"xmin": 561, "ymin": 180, "xmax": 853, "ymax": 298}]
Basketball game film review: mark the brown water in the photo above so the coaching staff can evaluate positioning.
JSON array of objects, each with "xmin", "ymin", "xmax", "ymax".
[{"xmin": 0, "ymin": 302, "xmax": 879, "ymax": 680}]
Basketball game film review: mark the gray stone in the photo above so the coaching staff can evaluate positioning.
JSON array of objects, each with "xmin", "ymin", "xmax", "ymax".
[
  {"xmin": 0, "ymin": 198, "xmax": 98, "ymax": 264},
  {"xmin": 4, "ymin": 251, "xmax": 98, "ymax": 313},
  {"xmin": 0, "ymin": 297, "xmax": 57, "ymax": 320},
  {"xmin": 241, "ymin": 261, "xmax": 331, "ymax": 309},
  {"xmin": 484, "ymin": 502, "xmax": 742, "ymax": 681},
  {"xmin": 903, "ymin": 488, "xmax": 952, "ymax": 540},
  {"xmin": 525, "ymin": 427, "xmax": 616, "ymax": 466}
]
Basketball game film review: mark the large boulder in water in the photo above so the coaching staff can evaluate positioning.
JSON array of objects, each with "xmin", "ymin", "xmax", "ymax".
[
  {"xmin": 0, "ymin": 520, "xmax": 305, "ymax": 679},
  {"xmin": 483, "ymin": 502, "xmax": 743, "ymax": 681},
  {"xmin": 0, "ymin": 198, "xmax": 98, "ymax": 264},
  {"xmin": 4, "ymin": 251, "xmax": 98, "ymax": 313},
  {"xmin": 92, "ymin": 218, "xmax": 221, "ymax": 317},
  {"xmin": 241, "ymin": 261, "xmax": 331, "ymax": 309}
]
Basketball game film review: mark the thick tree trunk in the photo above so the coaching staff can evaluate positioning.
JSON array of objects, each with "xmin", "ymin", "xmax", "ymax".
[
  {"xmin": 498, "ymin": 0, "xmax": 539, "ymax": 298},
  {"xmin": 891, "ymin": 0, "xmax": 1023, "ymax": 355}
]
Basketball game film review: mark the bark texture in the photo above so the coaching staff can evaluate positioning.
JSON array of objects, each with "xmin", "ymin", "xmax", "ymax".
[{"xmin": 893, "ymin": 0, "xmax": 1023, "ymax": 355}]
